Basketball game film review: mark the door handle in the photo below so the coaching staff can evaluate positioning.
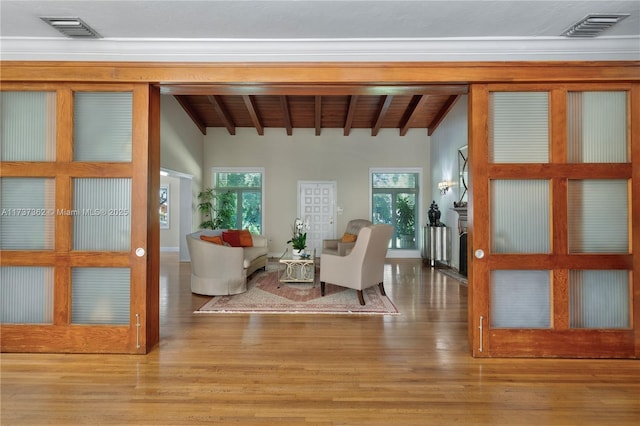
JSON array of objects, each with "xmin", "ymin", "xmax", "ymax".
[{"xmin": 474, "ymin": 249, "xmax": 485, "ymax": 259}]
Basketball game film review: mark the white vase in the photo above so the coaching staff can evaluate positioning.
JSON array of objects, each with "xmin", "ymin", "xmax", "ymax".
[{"xmin": 292, "ymin": 248, "xmax": 305, "ymax": 258}]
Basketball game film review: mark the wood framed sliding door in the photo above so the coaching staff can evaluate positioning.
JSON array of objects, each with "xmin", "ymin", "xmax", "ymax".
[
  {"xmin": 0, "ymin": 83, "xmax": 159, "ymax": 353},
  {"xmin": 468, "ymin": 83, "xmax": 639, "ymax": 358}
]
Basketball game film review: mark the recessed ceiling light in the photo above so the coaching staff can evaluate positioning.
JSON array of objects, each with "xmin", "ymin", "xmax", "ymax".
[
  {"xmin": 562, "ymin": 14, "xmax": 630, "ymax": 38},
  {"xmin": 40, "ymin": 17, "xmax": 102, "ymax": 39}
]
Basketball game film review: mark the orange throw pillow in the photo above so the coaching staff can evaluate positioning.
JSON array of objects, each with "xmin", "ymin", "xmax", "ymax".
[
  {"xmin": 238, "ymin": 229, "xmax": 253, "ymax": 247},
  {"xmin": 200, "ymin": 235, "xmax": 223, "ymax": 245},
  {"xmin": 342, "ymin": 233, "xmax": 357, "ymax": 243}
]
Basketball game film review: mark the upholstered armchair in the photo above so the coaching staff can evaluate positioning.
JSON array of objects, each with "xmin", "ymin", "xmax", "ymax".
[
  {"xmin": 322, "ymin": 219, "xmax": 372, "ymax": 256},
  {"xmin": 320, "ymin": 224, "xmax": 393, "ymax": 305}
]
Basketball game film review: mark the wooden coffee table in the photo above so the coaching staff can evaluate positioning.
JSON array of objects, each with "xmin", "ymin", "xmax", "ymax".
[{"xmin": 279, "ymin": 248, "xmax": 316, "ymax": 283}]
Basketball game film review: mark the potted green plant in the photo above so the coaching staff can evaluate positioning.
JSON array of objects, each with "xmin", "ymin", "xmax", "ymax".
[
  {"xmin": 396, "ymin": 195, "xmax": 415, "ymax": 248},
  {"xmin": 197, "ymin": 188, "xmax": 235, "ymax": 229},
  {"xmin": 286, "ymin": 218, "xmax": 309, "ymax": 257}
]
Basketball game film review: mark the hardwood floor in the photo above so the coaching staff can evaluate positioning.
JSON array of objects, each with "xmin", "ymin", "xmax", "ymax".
[{"xmin": 2, "ymin": 253, "xmax": 639, "ymax": 425}]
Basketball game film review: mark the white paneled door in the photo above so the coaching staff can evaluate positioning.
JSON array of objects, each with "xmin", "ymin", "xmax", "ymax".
[{"xmin": 298, "ymin": 181, "xmax": 337, "ymax": 256}]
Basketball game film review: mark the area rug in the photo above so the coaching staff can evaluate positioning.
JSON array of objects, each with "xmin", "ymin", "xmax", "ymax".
[{"xmin": 195, "ymin": 266, "xmax": 399, "ymax": 315}]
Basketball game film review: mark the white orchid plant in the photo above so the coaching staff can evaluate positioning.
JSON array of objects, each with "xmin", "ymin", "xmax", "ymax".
[{"xmin": 287, "ymin": 217, "xmax": 310, "ymax": 250}]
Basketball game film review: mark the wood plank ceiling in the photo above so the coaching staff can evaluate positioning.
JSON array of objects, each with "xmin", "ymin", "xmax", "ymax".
[{"xmin": 161, "ymin": 84, "xmax": 468, "ymax": 136}]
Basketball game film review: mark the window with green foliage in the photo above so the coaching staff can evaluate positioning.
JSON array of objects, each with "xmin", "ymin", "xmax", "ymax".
[
  {"xmin": 212, "ymin": 168, "xmax": 263, "ymax": 234},
  {"xmin": 371, "ymin": 170, "xmax": 420, "ymax": 250}
]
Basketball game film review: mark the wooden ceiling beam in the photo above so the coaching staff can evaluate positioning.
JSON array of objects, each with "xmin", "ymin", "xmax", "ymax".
[
  {"xmin": 280, "ymin": 96, "xmax": 293, "ymax": 136},
  {"xmin": 242, "ymin": 95, "xmax": 264, "ymax": 135},
  {"xmin": 427, "ymin": 95, "xmax": 460, "ymax": 136},
  {"xmin": 399, "ymin": 95, "xmax": 430, "ymax": 136},
  {"xmin": 371, "ymin": 95, "xmax": 393, "ymax": 137},
  {"xmin": 315, "ymin": 96, "xmax": 322, "ymax": 136},
  {"xmin": 174, "ymin": 95, "xmax": 207, "ymax": 135},
  {"xmin": 207, "ymin": 95, "xmax": 236, "ymax": 135},
  {"xmin": 344, "ymin": 95, "xmax": 359, "ymax": 136},
  {"xmin": 162, "ymin": 84, "xmax": 469, "ymax": 96}
]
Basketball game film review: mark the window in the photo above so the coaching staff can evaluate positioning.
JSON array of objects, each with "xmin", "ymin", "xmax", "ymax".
[
  {"xmin": 371, "ymin": 169, "xmax": 421, "ymax": 250},
  {"xmin": 212, "ymin": 168, "xmax": 264, "ymax": 234}
]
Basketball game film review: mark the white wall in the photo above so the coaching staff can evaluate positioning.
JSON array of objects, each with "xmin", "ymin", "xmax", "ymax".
[
  {"xmin": 160, "ymin": 95, "xmax": 204, "ymax": 232},
  {"xmin": 430, "ymin": 95, "xmax": 468, "ymax": 271},
  {"xmin": 204, "ymin": 127, "xmax": 430, "ymax": 256}
]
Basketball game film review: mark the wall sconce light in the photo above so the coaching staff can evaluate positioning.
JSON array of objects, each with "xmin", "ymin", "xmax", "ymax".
[{"xmin": 438, "ymin": 181, "xmax": 450, "ymax": 195}]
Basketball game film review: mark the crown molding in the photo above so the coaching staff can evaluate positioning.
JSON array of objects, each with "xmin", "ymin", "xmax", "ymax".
[{"xmin": 1, "ymin": 36, "xmax": 639, "ymax": 62}]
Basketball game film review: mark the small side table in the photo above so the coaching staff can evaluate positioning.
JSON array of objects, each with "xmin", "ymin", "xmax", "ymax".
[{"xmin": 279, "ymin": 248, "xmax": 316, "ymax": 283}]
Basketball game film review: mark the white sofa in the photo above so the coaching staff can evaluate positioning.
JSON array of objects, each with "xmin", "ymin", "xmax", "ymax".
[{"xmin": 186, "ymin": 230, "xmax": 268, "ymax": 296}]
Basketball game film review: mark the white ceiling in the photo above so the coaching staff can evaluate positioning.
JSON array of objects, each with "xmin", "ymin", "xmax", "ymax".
[{"xmin": 1, "ymin": 0, "xmax": 639, "ymax": 62}]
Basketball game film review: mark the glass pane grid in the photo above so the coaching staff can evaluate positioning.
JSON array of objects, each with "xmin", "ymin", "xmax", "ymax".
[
  {"xmin": 371, "ymin": 172, "xmax": 419, "ymax": 250},
  {"xmin": 212, "ymin": 171, "xmax": 264, "ymax": 233}
]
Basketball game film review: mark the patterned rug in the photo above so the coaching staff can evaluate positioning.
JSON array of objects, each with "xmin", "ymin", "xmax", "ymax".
[{"xmin": 195, "ymin": 266, "xmax": 399, "ymax": 315}]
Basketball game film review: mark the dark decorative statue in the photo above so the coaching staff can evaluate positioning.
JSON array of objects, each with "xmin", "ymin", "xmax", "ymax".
[{"xmin": 428, "ymin": 201, "xmax": 442, "ymax": 226}]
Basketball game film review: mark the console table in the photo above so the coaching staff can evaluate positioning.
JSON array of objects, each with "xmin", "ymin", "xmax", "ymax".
[{"xmin": 422, "ymin": 226, "xmax": 451, "ymax": 267}]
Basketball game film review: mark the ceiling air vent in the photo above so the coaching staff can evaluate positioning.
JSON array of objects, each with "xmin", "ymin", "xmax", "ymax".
[
  {"xmin": 562, "ymin": 14, "xmax": 630, "ymax": 38},
  {"xmin": 40, "ymin": 17, "xmax": 102, "ymax": 38}
]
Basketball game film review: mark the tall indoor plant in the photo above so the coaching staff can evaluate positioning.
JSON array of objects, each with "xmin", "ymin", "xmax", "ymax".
[{"xmin": 197, "ymin": 188, "xmax": 235, "ymax": 229}]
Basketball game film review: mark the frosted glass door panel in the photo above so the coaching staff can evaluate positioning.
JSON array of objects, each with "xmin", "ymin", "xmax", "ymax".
[
  {"xmin": 74, "ymin": 92, "xmax": 132, "ymax": 162},
  {"xmin": 1, "ymin": 92, "xmax": 56, "ymax": 161},
  {"xmin": 567, "ymin": 92, "xmax": 628, "ymax": 163},
  {"xmin": 0, "ymin": 178, "xmax": 55, "ymax": 250},
  {"xmin": 71, "ymin": 268, "xmax": 130, "ymax": 325},
  {"xmin": 73, "ymin": 178, "xmax": 131, "ymax": 251},
  {"xmin": 1, "ymin": 267, "xmax": 54, "ymax": 324},
  {"xmin": 491, "ymin": 180, "xmax": 549, "ymax": 253},
  {"xmin": 570, "ymin": 270, "xmax": 629, "ymax": 329},
  {"xmin": 568, "ymin": 180, "xmax": 628, "ymax": 253},
  {"xmin": 491, "ymin": 270, "xmax": 551, "ymax": 328},
  {"xmin": 489, "ymin": 92, "xmax": 549, "ymax": 163}
]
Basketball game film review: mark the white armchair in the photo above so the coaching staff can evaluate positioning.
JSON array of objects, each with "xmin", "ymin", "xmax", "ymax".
[
  {"xmin": 320, "ymin": 224, "xmax": 393, "ymax": 305},
  {"xmin": 322, "ymin": 219, "xmax": 372, "ymax": 256}
]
